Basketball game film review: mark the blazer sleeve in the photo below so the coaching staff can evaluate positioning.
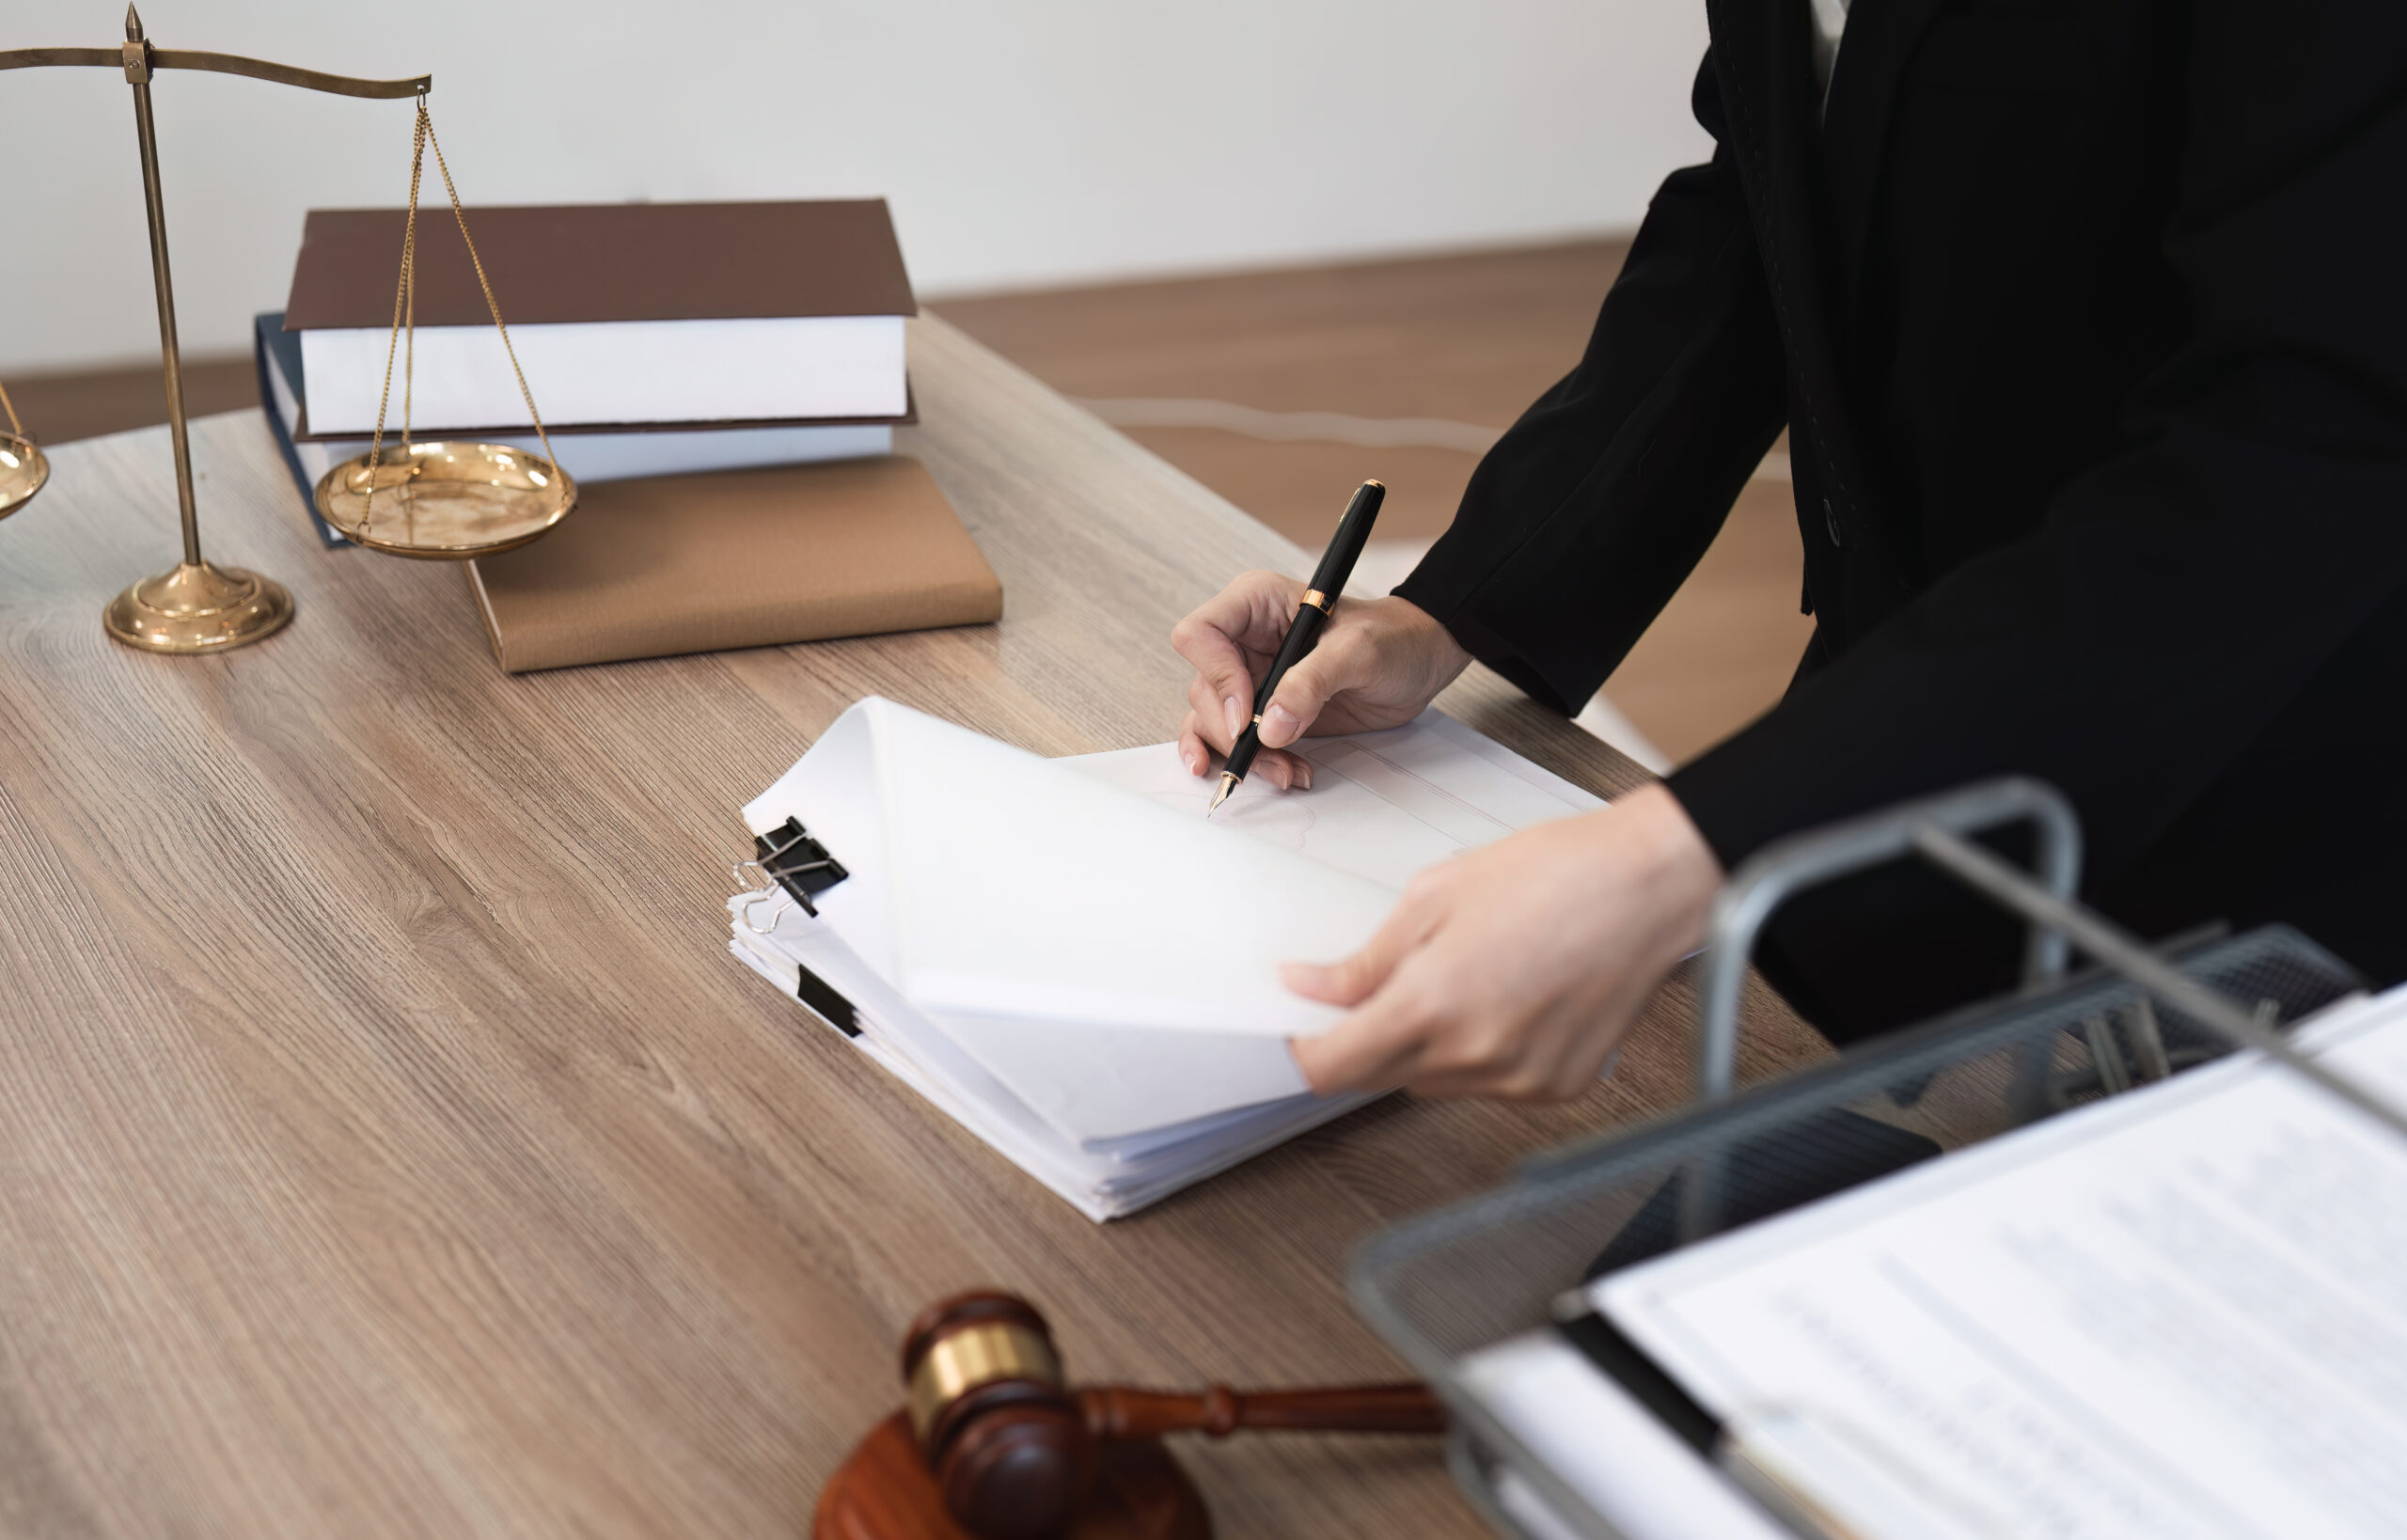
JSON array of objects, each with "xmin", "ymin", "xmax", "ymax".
[
  {"xmin": 1668, "ymin": 14, "xmax": 2407, "ymax": 884},
  {"xmin": 1393, "ymin": 52, "xmax": 1788, "ymax": 714}
]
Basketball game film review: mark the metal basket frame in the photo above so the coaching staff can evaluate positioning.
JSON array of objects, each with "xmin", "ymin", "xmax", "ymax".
[{"xmin": 1351, "ymin": 777, "xmax": 2375, "ymax": 1540}]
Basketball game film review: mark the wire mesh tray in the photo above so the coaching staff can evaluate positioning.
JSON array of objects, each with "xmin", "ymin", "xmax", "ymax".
[{"xmin": 1352, "ymin": 924, "xmax": 2366, "ymax": 1540}]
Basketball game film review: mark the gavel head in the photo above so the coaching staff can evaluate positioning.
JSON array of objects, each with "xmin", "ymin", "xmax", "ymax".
[{"xmin": 901, "ymin": 1290, "xmax": 1090, "ymax": 1540}]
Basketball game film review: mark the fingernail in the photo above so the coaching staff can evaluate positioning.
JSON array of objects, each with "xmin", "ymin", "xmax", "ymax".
[
  {"xmin": 1262, "ymin": 703, "xmax": 1300, "ymax": 746},
  {"xmin": 1293, "ymin": 761, "xmax": 1314, "ymax": 791},
  {"xmin": 1264, "ymin": 759, "xmax": 1292, "ymax": 790},
  {"xmin": 1187, "ymin": 749, "xmax": 1204, "ymax": 776},
  {"xmin": 1223, "ymin": 696, "xmax": 1245, "ymax": 738},
  {"xmin": 1280, "ymin": 961, "xmax": 1324, "ymax": 992}
]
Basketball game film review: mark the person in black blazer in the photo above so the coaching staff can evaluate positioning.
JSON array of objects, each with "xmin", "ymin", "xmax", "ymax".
[{"xmin": 1170, "ymin": 0, "xmax": 2407, "ymax": 1097}]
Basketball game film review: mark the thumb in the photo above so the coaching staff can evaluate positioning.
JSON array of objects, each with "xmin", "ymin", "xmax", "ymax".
[
  {"xmin": 1282, "ymin": 891, "xmax": 1439, "ymax": 1007},
  {"xmin": 1258, "ymin": 629, "xmax": 1373, "ymax": 747}
]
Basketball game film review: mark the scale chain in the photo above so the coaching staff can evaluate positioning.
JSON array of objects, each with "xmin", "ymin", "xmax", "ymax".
[
  {"xmin": 358, "ymin": 94, "xmax": 563, "ymax": 542},
  {"xmin": 423, "ymin": 109, "xmax": 562, "ymax": 497},
  {"xmin": 361, "ymin": 99, "xmax": 429, "ymax": 539}
]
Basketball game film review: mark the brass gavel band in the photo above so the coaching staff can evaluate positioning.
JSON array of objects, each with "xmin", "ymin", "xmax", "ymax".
[
  {"xmin": 1301, "ymin": 589, "xmax": 1332, "ymax": 613},
  {"xmin": 907, "ymin": 1322, "xmax": 1063, "ymax": 1442}
]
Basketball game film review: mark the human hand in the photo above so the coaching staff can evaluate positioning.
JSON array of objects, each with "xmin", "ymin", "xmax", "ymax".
[
  {"xmin": 1172, "ymin": 571, "xmax": 1472, "ymax": 789},
  {"xmin": 1285, "ymin": 783, "xmax": 1722, "ymax": 1099}
]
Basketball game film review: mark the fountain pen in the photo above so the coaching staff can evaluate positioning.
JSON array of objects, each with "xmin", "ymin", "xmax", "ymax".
[{"xmin": 1207, "ymin": 479, "xmax": 1386, "ymax": 815}]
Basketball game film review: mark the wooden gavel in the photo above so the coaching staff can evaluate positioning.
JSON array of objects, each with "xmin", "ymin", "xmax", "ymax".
[{"xmin": 822, "ymin": 1288, "xmax": 1447, "ymax": 1540}]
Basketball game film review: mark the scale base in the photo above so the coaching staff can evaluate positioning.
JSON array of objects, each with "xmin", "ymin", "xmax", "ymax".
[{"xmin": 103, "ymin": 560, "xmax": 294, "ymax": 654}]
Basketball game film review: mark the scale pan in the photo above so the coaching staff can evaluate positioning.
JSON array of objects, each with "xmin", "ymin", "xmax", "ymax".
[
  {"xmin": 0, "ymin": 433, "xmax": 50, "ymax": 520},
  {"xmin": 315, "ymin": 441, "xmax": 576, "ymax": 559}
]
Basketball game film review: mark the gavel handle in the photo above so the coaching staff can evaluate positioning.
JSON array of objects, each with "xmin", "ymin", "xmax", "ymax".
[{"xmin": 1079, "ymin": 1383, "xmax": 1446, "ymax": 1440}]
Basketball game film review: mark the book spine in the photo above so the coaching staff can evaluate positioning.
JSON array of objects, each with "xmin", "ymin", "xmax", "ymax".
[{"xmin": 254, "ymin": 313, "xmax": 348, "ymax": 550}]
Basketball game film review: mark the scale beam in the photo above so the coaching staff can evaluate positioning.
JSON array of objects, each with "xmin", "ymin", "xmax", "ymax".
[{"xmin": 0, "ymin": 46, "xmax": 429, "ymax": 99}]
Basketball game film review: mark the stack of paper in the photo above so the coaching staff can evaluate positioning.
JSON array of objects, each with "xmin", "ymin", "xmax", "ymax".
[{"xmin": 728, "ymin": 697, "xmax": 1604, "ymax": 1219}]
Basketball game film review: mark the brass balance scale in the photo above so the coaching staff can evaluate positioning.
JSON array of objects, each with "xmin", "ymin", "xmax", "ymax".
[{"xmin": 0, "ymin": 8, "xmax": 576, "ymax": 653}]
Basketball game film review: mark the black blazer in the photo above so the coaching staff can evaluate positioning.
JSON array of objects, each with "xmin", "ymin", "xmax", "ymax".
[{"xmin": 1397, "ymin": 0, "xmax": 2407, "ymax": 1030}]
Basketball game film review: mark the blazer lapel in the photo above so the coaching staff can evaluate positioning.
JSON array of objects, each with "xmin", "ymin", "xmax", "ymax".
[
  {"xmin": 1817, "ymin": 0, "xmax": 1949, "ymax": 327},
  {"xmin": 1705, "ymin": 0, "xmax": 1920, "ymax": 614},
  {"xmin": 1703, "ymin": 0, "xmax": 1838, "ymax": 363}
]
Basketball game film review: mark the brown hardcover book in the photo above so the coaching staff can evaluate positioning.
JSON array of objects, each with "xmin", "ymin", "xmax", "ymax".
[
  {"xmin": 464, "ymin": 456, "xmax": 1000, "ymax": 673},
  {"xmin": 285, "ymin": 199, "xmax": 918, "ymax": 330}
]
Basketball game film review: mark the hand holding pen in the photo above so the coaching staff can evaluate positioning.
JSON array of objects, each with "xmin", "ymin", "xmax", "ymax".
[
  {"xmin": 1203, "ymin": 480, "xmax": 1386, "ymax": 811},
  {"xmin": 1171, "ymin": 479, "xmax": 1476, "ymax": 809}
]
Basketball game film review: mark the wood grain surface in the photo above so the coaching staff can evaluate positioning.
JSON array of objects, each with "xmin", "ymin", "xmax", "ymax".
[{"xmin": 0, "ymin": 315, "xmax": 1821, "ymax": 1537}]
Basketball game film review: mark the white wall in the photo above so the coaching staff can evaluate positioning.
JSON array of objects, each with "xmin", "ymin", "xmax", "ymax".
[{"xmin": 0, "ymin": 0, "xmax": 1710, "ymax": 372}]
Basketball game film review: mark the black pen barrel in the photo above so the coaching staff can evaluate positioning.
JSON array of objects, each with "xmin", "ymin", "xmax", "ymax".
[
  {"xmin": 1247, "ymin": 601, "xmax": 1332, "ymax": 718},
  {"xmin": 1227, "ymin": 602, "xmax": 1330, "ymax": 782},
  {"xmin": 1307, "ymin": 480, "xmax": 1386, "ymax": 598},
  {"xmin": 1218, "ymin": 479, "xmax": 1384, "ymax": 800}
]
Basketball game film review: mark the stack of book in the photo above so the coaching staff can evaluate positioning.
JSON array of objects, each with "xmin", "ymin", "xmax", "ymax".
[
  {"xmin": 260, "ymin": 200, "xmax": 1003, "ymax": 672},
  {"xmin": 262, "ymin": 199, "xmax": 917, "ymax": 541}
]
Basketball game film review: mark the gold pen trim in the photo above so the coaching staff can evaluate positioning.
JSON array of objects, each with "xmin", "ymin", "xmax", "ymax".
[{"xmin": 1301, "ymin": 589, "xmax": 1332, "ymax": 614}]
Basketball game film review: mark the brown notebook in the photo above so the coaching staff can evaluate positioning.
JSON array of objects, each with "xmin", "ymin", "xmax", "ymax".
[
  {"xmin": 285, "ymin": 199, "xmax": 918, "ymax": 330},
  {"xmin": 464, "ymin": 456, "xmax": 1001, "ymax": 673}
]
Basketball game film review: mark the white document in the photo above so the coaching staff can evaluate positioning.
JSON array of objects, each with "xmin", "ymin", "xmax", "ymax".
[
  {"xmin": 1458, "ymin": 1332, "xmax": 1796, "ymax": 1540},
  {"xmin": 915, "ymin": 1006, "xmax": 1312, "ymax": 1144},
  {"xmin": 742, "ymin": 698, "xmax": 1600, "ymax": 1041},
  {"xmin": 730, "ymin": 699, "xmax": 1603, "ymax": 1217},
  {"xmin": 1592, "ymin": 987, "xmax": 2407, "ymax": 1540},
  {"xmin": 1065, "ymin": 709, "xmax": 1602, "ymax": 893},
  {"xmin": 728, "ymin": 907, "xmax": 1372, "ymax": 1220}
]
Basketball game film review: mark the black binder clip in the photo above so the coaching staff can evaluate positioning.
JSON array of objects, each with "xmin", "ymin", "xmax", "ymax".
[
  {"xmin": 756, "ymin": 817, "xmax": 848, "ymax": 916},
  {"xmin": 734, "ymin": 817, "xmax": 849, "ymax": 933}
]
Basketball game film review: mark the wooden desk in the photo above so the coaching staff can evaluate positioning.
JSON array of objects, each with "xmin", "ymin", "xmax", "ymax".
[{"xmin": 0, "ymin": 317, "xmax": 1817, "ymax": 1536}]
